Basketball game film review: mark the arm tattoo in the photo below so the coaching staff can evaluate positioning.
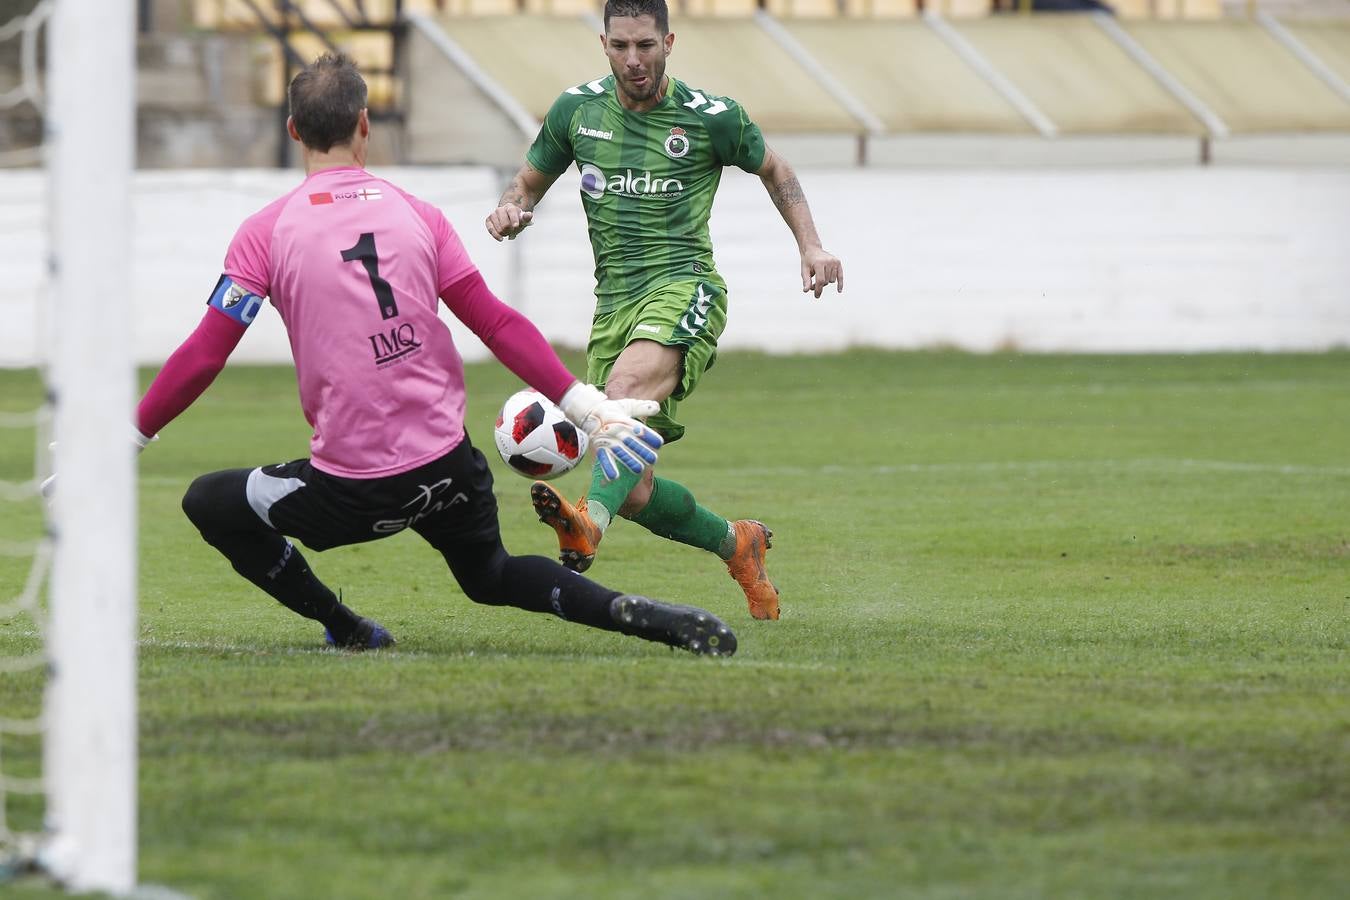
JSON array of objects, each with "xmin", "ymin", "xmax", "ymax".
[
  {"xmin": 498, "ymin": 174, "xmax": 532, "ymax": 210},
  {"xmin": 768, "ymin": 175, "xmax": 807, "ymax": 214},
  {"xmin": 763, "ymin": 163, "xmax": 823, "ymax": 250}
]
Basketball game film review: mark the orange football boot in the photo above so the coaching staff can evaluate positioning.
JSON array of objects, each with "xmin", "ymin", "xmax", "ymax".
[
  {"xmin": 531, "ymin": 481, "xmax": 602, "ymax": 573},
  {"xmin": 725, "ymin": 519, "xmax": 779, "ymax": 620}
]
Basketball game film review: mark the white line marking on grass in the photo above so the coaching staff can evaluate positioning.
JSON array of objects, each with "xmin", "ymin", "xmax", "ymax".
[
  {"xmin": 692, "ymin": 459, "xmax": 1350, "ymax": 479},
  {"xmin": 2, "ymin": 628, "xmax": 823, "ymax": 664},
  {"xmin": 0, "ymin": 631, "xmax": 427, "ymax": 658},
  {"xmin": 137, "ymin": 637, "xmax": 432, "ymax": 658},
  {"xmin": 127, "ymin": 883, "xmax": 196, "ymax": 900},
  {"xmin": 132, "ymin": 637, "xmax": 840, "ymax": 670},
  {"xmin": 138, "ymin": 459, "xmax": 1350, "ymax": 489},
  {"xmin": 917, "ymin": 379, "xmax": 1338, "ymax": 396},
  {"xmin": 1161, "ymin": 459, "xmax": 1350, "ymax": 476}
]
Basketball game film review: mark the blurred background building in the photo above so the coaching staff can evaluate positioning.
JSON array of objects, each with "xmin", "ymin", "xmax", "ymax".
[
  {"xmin": 3, "ymin": 0, "xmax": 1349, "ymax": 168},
  {"xmin": 1, "ymin": 0, "xmax": 1348, "ymax": 362}
]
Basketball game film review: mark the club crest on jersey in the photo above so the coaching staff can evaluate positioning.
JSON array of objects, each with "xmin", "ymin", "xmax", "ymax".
[{"xmin": 664, "ymin": 127, "xmax": 690, "ymax": 159}]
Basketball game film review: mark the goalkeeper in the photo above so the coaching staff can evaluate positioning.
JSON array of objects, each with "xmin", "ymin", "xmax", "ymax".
[
  {"xmin": 115, "ymin": 53, "xmax": 734, "ymax": 656},
  {"xmin": 485, "ymin": 0, "xmax": 843, "ymax": 620}
]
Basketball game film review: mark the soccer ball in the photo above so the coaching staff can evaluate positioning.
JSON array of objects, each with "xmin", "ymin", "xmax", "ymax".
[{"xmin": 493, "ymin": 389, "xmax": 588, "ymax": 480}]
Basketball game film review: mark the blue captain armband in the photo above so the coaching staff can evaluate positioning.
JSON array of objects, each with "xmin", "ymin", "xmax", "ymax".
[{"xmin": 207, "ymin": 275, "xmax": 264, "ymax": 326}]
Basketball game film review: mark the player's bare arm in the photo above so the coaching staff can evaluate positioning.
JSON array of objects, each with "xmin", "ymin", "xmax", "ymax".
[
  {"xmin": 486, "ymin": 163, "xmax": 560, "ymax": 242},
  {"xmin": 756, "ymin": 147, "xmax": 844, "ymax": 299}
]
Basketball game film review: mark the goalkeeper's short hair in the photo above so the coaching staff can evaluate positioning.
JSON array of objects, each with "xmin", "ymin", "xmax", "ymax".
[{"xmin": 288, "ymin": 52, "xmax": 368, "ymax": 153}]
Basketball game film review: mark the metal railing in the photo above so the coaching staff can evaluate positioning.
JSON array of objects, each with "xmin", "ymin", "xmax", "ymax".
[{"xmin": 232, "ymin": 0, "xmax": 416, "ymax": 166}]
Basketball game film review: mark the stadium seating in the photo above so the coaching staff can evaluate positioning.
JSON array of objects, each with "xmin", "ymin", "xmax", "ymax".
[
  {"xmin": 682, "ymin": 0, "xmax": 758, "ymax": 16},
  {"xmin": 954, "ymin": 16, "xmax": 1204, "ymax": 133},
  {"xmin": 426, "ymin": 15, "xmax": 606, "ymax": 118},
  {"xmin": 195, "ymin": 1, "xmax": 415, "ymax": 110},
  {"xmin": 1281, "ymin": 20, "xmax": 1350, "ymax": 86},
  {"xmin": 424, "ymin": 12, "xmax": 862, "ymax": 130},
  {"xmin": 655, "ymin": 16, "xmax": 864, "ymax": 130},
  {"xmin": 1125, "ymin": 19, "xmax": 1350, "ymax": 131},
  {"xmin": 781, "ymin": 20, "xmax": 1034, "ymax": 131},
  {"xmin": 440, "ymin": 0, "xmax": 522, "ymax": 14},
  {"xmin": 1094, "ymin": 0, "xmax": 1223, "ymax": 16},
  {"xmin": 927, "ymin": 0, "xmax": 995, "ymax": 17},
  {"xmin": 189, "ymin": 0, "xmax": 1251, "ymax": 26},
  {"xmin": 763, "ymin": 0, "xmax": 840, "ymax": 17},
  {"xmin": 252, "ymin": 30, "xmax": 399, "ymax": 109},
  {"xmin": 523, "ymin": 0, "xmax": 602, "ymax": 13},
  {"xmin": 841, "ymin": 0, "xmax": 919, "ymax": 17},
  {"xmin": 183, "ymin": 0, "xmax": 1350, "ymax": 167},
  {"xmin": 194, "ymin": 0, "xmax": 408, "ymax": 29}
]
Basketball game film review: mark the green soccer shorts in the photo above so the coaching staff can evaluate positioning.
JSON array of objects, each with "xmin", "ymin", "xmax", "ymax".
[{"xmin": 585, "ymin": 279, "xmax": 729, "ymax": 443}]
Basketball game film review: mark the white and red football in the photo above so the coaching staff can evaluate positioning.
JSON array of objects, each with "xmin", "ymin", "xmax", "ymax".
[{"xmin": 493, "ymin": 389, "xmax": 588, "ymax": 480}]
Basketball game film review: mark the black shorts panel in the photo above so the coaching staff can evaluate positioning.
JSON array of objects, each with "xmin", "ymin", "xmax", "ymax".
[{"xmin": 256, "ymin": 435, "xmax": 500, "ymax": 553}]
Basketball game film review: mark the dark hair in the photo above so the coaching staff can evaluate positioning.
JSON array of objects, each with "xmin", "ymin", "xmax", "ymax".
[
  {"xmin": 603, "ymin": 0, "xmax": 668, "ymax": 34},
  {"xmin": 287, "ymin": 52, "xmax": 368, "ymax": 152}
]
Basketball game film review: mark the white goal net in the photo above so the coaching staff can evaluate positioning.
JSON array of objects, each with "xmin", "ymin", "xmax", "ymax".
[
  {"xmin": 0, "ymin": 0, "xmax": 54, "ymax": 877},
  {"xmin": 0, "ymin": 0, "xmax": 137, "ymax": 894}
]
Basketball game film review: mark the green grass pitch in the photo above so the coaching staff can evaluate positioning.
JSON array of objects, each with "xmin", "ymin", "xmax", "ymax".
[{"xmin": 1, "ymin": 350, "xmax": 1347, "ymax": 898}]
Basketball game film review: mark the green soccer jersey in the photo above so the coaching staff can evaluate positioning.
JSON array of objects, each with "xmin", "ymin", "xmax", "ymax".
[{"xmin": 526, "ymin": 74, "xmax": 766, "ymax": 315}]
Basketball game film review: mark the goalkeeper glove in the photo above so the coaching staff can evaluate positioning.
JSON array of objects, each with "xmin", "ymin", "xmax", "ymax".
[
  {"xmin": 558, "ymin": 383, "xmax": 664, "ymax": 481},
  {"xmin": 39, "ymin": 428, "xmax": 157, "ymax": 498}
]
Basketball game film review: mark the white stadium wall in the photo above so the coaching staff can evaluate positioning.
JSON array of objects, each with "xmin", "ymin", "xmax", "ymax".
[{"xmin": 2, "ymin": 165, "xmax": 1349, "ymax": 368}]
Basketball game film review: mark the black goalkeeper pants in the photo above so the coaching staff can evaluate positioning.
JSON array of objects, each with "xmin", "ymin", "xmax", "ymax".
[{"xmin": 178, "ymin": 435, "xmax": 621, "ymax": 633}]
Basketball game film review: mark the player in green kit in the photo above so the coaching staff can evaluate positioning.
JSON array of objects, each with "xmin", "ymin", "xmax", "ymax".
[{"xmin": 485, "ymin": 0, "xmax": 843, "ymax": 621}]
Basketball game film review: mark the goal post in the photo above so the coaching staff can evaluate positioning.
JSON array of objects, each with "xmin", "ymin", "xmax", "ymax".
[{"xmin": 40, "ymin": 0, "xmax": 138, "ymax": 893}]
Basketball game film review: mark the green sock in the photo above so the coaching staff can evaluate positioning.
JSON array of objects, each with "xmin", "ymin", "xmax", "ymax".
[
  {"xmin": 630, "ymin": 477, "xmax": 732, "ymax": 556},
  {"xmin": 585, "ymin": 461, "xmax": 640, "ymax": 534}
]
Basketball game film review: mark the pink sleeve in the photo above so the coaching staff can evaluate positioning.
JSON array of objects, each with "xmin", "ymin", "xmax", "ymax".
[
  {"xmin": 223, "ymin": 197, "xmax": 285, "ymax": 296},
  {"xmin": 136, "ymin": 308, "xmax": 247, "ymax": 437},
  {"xmin": 441, "ymin": 271, "xmax": 576, "ymax": 403},
  {"xmin": 399, "ymin": 190, "xmax": 478, "ymax": 293}
]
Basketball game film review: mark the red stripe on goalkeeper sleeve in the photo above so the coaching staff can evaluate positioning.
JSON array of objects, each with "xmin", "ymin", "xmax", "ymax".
[
  {"xmin": 136, "ymin": 307, "xmax": 246, "ymax": 437},
  {"xmin": 440, "ymin": 269, "xmax": 576, "ymax": 404}
]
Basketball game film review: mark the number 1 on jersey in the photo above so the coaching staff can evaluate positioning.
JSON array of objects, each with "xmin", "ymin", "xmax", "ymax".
[{"xmin": 341, "ymin": 232, "xmax": 399, "ymax": 320}]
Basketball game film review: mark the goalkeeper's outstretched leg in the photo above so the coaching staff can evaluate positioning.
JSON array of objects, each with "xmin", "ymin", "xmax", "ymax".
[
  {"xmin": 177, "ymin": 438, "xmax": 732, "ymax": 657},
  {"xmin": 428, "ymin": 532, "xmax": 735, "ymax": 657}
]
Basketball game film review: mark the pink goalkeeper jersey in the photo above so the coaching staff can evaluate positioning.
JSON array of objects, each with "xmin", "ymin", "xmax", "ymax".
[{"xmin": 225, "ymin": 167, "xmax": 477, "ymax": 478}]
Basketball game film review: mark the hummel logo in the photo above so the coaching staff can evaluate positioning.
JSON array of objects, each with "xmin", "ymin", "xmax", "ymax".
[
  {"xmin": 576, "ymin": 125, "xmax": 614, "ymax": 141},
  {"xmin": 634, "ymin": 323, "xmax": 661, "ymax": 334}
]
